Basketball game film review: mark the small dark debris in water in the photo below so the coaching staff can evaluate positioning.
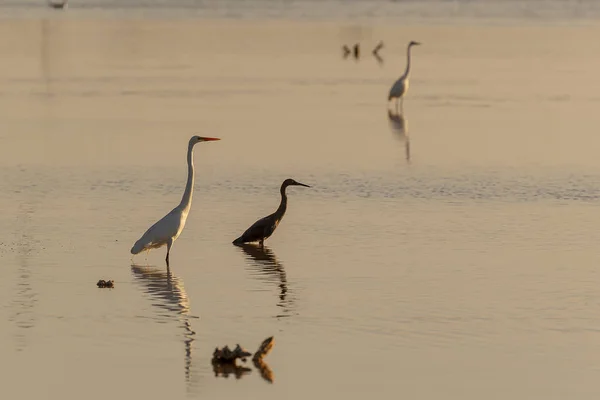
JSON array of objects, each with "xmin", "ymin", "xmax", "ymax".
[
  {"xmin": 353, "ymin": 43, "xmax": 360, "ymax": 59},
  {"xmin": 212, "ymin": 337, "xmax": 275, "ymax": 383},
  {"xmin": 253, "ymin": 336, "xmax": 274, "ymax": 361},
  {"xmin": 372, "ymin": 40, "xmax": 384, "ymax": 56},
  {"xmin": 212, "ymin": 361, "xmax": 252, "ymax": 379},
  {"xmin": 253, "ymin": 336, "xmax": 275, "ymax": 383},
  {"xmin": 97, "ymin": 279, "xmax": 114, "ymax": 288},
  {"xmin": 212, "ymin": 344, "xmax": 252, "ymax": 363},
  {"xmin": 342, "ymin": 45, "xmax": 351, "ymax": 58}
]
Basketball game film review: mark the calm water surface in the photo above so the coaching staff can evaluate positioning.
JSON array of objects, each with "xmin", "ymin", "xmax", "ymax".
[{"xmin": 1, "ymin": 8, "xmax": 600, "ymax": 400}]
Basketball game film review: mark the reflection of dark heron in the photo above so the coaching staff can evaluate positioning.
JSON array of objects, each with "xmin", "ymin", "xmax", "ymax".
[
  {"xmin": 235, "ymin": 244, "xmax": 295, "ymax": 318},
  {"xmin": 131, "ymin": 265, "xmax": 201, "ymax": 394},
  {"xmin": 387, "ymin": 110, "xmax": 410, "ymax": 163}
]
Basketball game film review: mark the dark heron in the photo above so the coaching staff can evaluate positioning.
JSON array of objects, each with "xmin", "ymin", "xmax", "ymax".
[{"xmin": 233, "ymin": 179, "xmax": 310, "ymax": 246}]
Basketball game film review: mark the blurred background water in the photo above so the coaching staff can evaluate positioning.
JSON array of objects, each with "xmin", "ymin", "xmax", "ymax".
[{"xmin": 1, "ymin": 1, "xmax": 600, "ymax": 400}]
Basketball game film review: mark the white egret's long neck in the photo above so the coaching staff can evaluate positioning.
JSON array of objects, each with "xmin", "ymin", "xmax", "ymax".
[
  {"xmin": 179, "ymin": 144, "xmax": 195, "ymax": 211},
  {"xmin": 402, "ymin": 44, "xmax": 413, "ymax": 79}
]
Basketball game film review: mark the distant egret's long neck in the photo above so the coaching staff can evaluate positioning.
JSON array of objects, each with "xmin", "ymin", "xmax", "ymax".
[
  {"xmin": 402, "ymin": 45, "xmax": 412, "ymax": 78},
  {"xmin": 275, "ymin": 184, "xmax": 288, "ymax": 220},
  {"xmin": 180, "ymin": 144, "xmax": 195, "ymax": 211}
]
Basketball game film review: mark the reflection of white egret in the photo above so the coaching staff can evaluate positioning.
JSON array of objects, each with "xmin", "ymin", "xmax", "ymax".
[
  {"xmin": 131, "ymin": 136, "xmax": 220, "ymax": 267},
  {"xmin": 388, "ymin": 41, "xmax": 421, "ymax": 113},
  {"xmin": 236, "ymin": 244, "xmax": 294, "ymax": 318},
  {"xmin": 131, "ymin": 265, "xmax": 201, "ymax": 393},
  {"xmin": 387, "ymin": 110, "xmax": 410, "ymax": 163},
  {"xmin": 11, "ymin": 203, "xmax": 39, "ymax": 352}
]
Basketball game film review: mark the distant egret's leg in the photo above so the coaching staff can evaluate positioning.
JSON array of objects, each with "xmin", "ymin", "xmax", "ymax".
[
  {"xmin": 400, "ymin": 97, "xmax": 404, "ymax": 114},
  {"xmin": 166, "ymin": 239, "xmax": 173, "ymax": 267},
  {"xmin": 395, "ymin": 98, "xmax": 399, "ymax": 113}
]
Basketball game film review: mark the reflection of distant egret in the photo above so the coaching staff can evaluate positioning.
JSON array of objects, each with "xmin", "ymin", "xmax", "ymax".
[
  {"xmin": 131, "ymin": 265, "xmax": 201, "ymax": 394},
  {"xmin": 387, "ymin": 110, "xmax": 410, "ymax": 163},
  {"xmin": 235, "ymin": 244, "xmax": 295, "ymax": 319}
]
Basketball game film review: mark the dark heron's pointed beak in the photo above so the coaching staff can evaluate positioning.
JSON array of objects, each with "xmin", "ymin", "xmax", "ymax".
[
  {"xmin": 199, "ymin": 137, "xmax": 221, "ymax": 141},
  {"xmin": 295, "ymin": 182, "xmax": 310, "ymax": 188}
]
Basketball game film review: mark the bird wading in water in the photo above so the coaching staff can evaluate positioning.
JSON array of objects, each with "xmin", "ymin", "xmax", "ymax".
[
  {"xmin": 233, "ymin": 179, "xmax": 310, "ymax": 246},
  {"xmin": 388, "ymin": 40, "xmax": 421, "ymax": 113},
  {"xmin": 131, "ymin": 135, "xmax": 220, "ymax": 267}
]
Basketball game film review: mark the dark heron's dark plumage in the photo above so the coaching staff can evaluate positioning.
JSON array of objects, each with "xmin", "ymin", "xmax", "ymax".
[{"xmin": 233, "ymin": 179, "xmax": 310, "ymax": 246}]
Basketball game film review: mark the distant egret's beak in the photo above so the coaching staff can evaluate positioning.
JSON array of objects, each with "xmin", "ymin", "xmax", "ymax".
[
  {"xmin": 200, "ymin": 137, "xmax": 221, "ymax": 141},
  {"xmin": 296, "ymin": 182, "xmax": 311, "ymax": 188},
  {"xmin": 414, "ymin": 42, "xmax": 422, "ymax": 45}
]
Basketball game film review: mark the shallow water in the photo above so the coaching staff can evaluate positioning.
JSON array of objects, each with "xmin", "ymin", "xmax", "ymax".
[{"xmin": 2, "ymin": 8, "xmax": 600, "ymax": 400}]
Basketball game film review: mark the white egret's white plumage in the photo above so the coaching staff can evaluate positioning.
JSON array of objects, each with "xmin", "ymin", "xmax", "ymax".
[
  {"xmin": 388, "ymin": 40, "xmax": 421, "ymax": 113},
  {"xmin": 131, "ymin": 135, "xmax": 220, "ymax": 267}
]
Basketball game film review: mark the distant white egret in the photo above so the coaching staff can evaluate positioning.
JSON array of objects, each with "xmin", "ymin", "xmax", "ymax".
[
  {"xmin": 388, "ymin": 40, "xmax": 421, "ymax": 113},
  {"xmin": 131, "ymin": 135, "xmax": 220, "ymax": 267}
]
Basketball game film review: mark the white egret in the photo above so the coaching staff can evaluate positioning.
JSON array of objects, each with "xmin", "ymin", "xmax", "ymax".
[
  {"xmin": 131, "ymin": 135, "xmax": 220, "ymax": 267},
  {"xmin": 388, "ymin": 40, "xmax": 421, "ymax": 113}
]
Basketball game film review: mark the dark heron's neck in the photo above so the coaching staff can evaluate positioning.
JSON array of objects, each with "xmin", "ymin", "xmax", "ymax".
[{"xmin": 274, "ymin": 182, "xmax": 289, "ymax": 220}]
